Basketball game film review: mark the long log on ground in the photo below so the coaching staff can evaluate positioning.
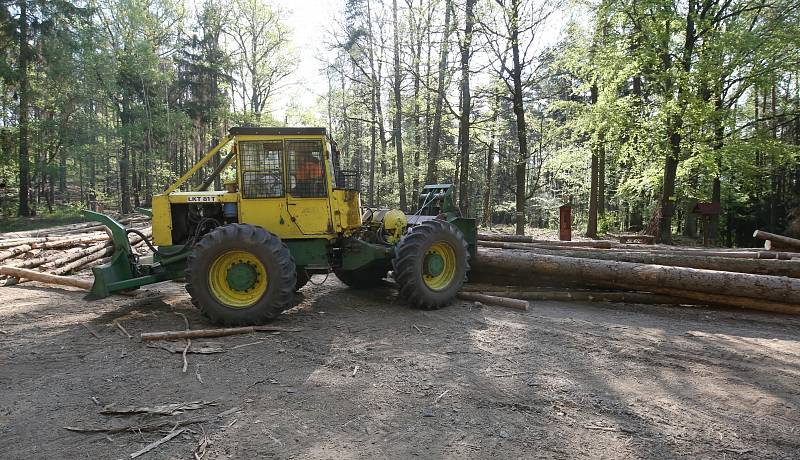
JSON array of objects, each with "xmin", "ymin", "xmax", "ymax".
[
  {"xmin": 477, "ymin": 240, "xmax": 792, "ymax": 259},
  {"xmin": 477, "ymin": 234, "xmax": 614, "ymax": 248},
  {"xmin": 0, "ymin": 266, "xmax": 92, "ymax": 290},
  {"xmin": 0, "ymin": 235, "xmax": 80, "ymax": 249},
  {"xmin": 140, "ymin": 326, "xmax": 302, "ymax": 341},
  {"xmin": 603, "ymin": 282, "xmax": 800, "ymax": 315},
  {"xmin": 754, "ymin": 230, "xmax": 800, "ymax": 251},
  {"xmin": 6, "ymin": 246, "xmax": 90, "ymax": 269},
  {"xmin": 479, "ymin": 245, "xmax": 800, "ymax": 278},
  {"xmin": 478, "ymin": 290, "xmax": 688, "ymax": 305},
  {"xmin": 457, "ymin": 292, "xmax": 529, "ymax": 310},
  {"xmin": 475, "ymin": 248, "xmax": 800, "ymax": 306}
]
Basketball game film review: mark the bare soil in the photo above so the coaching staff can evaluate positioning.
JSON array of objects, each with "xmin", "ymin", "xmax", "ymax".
[{"xmin": 1, "ymin": 277, "xmax": 799, "ymax": 459}]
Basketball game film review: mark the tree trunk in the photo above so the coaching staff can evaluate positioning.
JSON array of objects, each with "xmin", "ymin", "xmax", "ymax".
[
  {"xmin": 509, "ymin": 0, "xmax": 529, "ymax": 235},
  {"xmin": 457, "ymin": 0, "xmax": 476, "ymax": 215},
  {"xmin": 424, "ymin": 0, "xmax": 451, "ymax": 185},
  {"xmin": 392, "ymin": 0, "xmax": 407, "ymax": 210},
  {"xmin": 16, "ymin": 0, "xmax": 31, "ymax": 217},
  {"xmin": 483, "ymin": 100, "xmax": 498, "ymax": 227}
]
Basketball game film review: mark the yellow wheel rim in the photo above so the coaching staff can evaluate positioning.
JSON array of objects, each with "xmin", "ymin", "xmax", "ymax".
[
  {"xmin": 423, "ymin": 242, "xmax": 457, "ymax": 291},
  {"xmin": 208, "ymin": 250, "xmax": 268, "ymax": 308}
]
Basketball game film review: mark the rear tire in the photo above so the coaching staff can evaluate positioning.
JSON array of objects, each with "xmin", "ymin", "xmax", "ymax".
[
  {"xmin": 186, "ymin": 224, "xmax": 296, "ymax": 326},
  {"xmin": 392, "ymin": 219, "xmax": 469, "ymax": 309},
  {"xmin": 295, "ymin": 267, "xmax": 309, "ymax": 291}
]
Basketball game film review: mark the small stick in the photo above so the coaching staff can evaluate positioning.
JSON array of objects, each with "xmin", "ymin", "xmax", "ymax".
[
  {"xmin": 435, "ymin": 389, "xmax": 450, "ymax": 404},
  {"xmin": 195, "ymin": 364, "xmax": 204, "ymax": 384},
  {"xmin": 182, "ymin": 339, "xmax": 191, "ymax": 373},
  {"xmin": 176, "ymin": 312, "xmax": 190, "ymax": 373},
  {"xmin": 114, "ymin": 320, "xmax": 132, "ymax": 339},
  {"xmin": 352, "ymin": 365, "xmax": 359, "ymax": 377},
  {"xmin": 492, "ymin": 371, "xmax": 533, "ymax": 378},
  {"xmin": 412, "ymin": 325, "xmax": 423, "ymax": 334},
  {"xmin": 457, "ymin": 292, "xmax": 529, "ymax": 311},
  {"xmin": 81, "ymin": 323, "xmax": 100, "ymax": 339},
  {"xmin": 229, "ymin": 341, "xmax": 265, "ymax": 350},
  {"xmin": 129, "ymin": 428, "xmax": 186, "ymax": 458}
]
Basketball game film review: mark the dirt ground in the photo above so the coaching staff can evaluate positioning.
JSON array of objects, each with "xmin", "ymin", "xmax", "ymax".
[{"xmin": 1, "ymin": 276, "xmax": 799, "ymax": 459}]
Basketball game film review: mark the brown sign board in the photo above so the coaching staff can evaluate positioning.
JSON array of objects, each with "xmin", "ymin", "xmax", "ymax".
[{"xmin": 692, "ymin": 202, "xmax": 721, "ymax": 215}]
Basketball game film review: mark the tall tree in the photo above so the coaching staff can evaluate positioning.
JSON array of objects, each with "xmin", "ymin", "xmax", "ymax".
[{"xmin": 424, "ymin": 0, "xmax": 452, "ymax": 185}]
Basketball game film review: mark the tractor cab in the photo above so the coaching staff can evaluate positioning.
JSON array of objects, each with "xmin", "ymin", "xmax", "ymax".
[{"xmin": 151, "ymin": 127, "xmax": 362, "ymax": 248}]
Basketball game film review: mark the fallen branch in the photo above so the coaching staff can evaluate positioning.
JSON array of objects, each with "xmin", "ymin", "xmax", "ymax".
[
  {"xmin": 64, "ymin": 407, "xmax": 240, "ymax": 434},
  {"xmin": 457, "ymin": 291, "xmax": 529, "ymax": 310},
  {"xmin": 140, "ymin": 326, "xmax": 302, "ymax": 341},
  {"xmin": 130, "ymin": 428, "xmax": 186, "ymax": 459},
  {"xmin": 100, "ymin": 400, "xmax": 216, "ymax": 416}
]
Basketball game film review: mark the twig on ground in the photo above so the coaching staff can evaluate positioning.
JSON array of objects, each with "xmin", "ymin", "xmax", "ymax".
[
  {"xmin": 491, "ymin": 371, "xmax": 533, "ymax": 378},
  {"xmin": 412, "ymin": 325, "xmax": 423, "ymax": 334},
  {"xmin": 352, "ymin": 365, "xmax": 359, "ymax": 377},
  {"xmin": 229, "ymin": 341, "xmax": 265, "ymax": 350},
  {"xmin": 435, "ymin": 389, "xmax": 450, "ymax": 404},
  {"xmin": 129, "ymin": 428, "xmax": 186, "ymax": 458},
  {"xmin": 182, "ymin": 339, "xmax": 191, "ymax": 373},
  {"xmin": 113, "ymin": 320, "xmax": 132, "ymax": 339},
  {"xmin": 195, "ymin": 364, "xmax": 203, "ymax": 384},
  {"xmin": 81, "ymin": 323, "xmax": 100, "ymax": 339},
  {"xmin": 193, "ymin": 426, "xmax": 210, "ymax": 460}
]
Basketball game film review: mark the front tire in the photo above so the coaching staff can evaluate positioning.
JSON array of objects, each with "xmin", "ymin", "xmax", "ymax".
[
  {"xmin": 392, "ymin": 219, "xmax": 469, "ymax": 309},
  {"xmin": 186, "ymin": 224, "xmax": 296, "ymax": 326}
]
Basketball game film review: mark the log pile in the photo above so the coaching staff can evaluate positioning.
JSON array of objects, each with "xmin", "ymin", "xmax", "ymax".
[
  {"xmin": 472, "ymin": 231, "xmax": 800, "ymax": 315},
  {"xmin": 0, "ymin": 216, "xmax": 151, "ymax": 288}
]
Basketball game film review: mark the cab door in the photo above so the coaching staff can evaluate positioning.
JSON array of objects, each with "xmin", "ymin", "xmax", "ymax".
[{"xmin": 285, "ymin": 139, "xmax": 333, "ymax": 235}]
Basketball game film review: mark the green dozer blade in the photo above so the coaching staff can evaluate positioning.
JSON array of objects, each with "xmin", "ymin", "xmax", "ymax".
[{"xmin": 83, "ymin": 210, "xmax": 137, "ymax": 299}]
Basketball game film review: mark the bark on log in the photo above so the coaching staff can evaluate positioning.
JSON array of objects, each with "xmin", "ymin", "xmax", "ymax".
[
  {"xmin": 0, "ymin": 244, "xmax": 33, "ymax": 262},
  {"xmin": 606, "ymin": 282, "xmax": 800, "ymax": 316},
  {"xmin": 0, "ymin": 266, "xmax": 92, "ymax": 290},
  {"xmin": 477, "ymin": 234, "xmax": 614, "ymax": 248},
  {"xmin": 478, "ymin": 240, "xmax": 795, "ymax": 260},
  {"xmin": 456, "ymin": 292, "xmax": 529, "ymax": 310},
  {"xmin": 140, "ymin": 326, "xmax": 302, "ymax": 341},
  {"xmin": 475, "ymin": 248, "xmax": 800, "ymax": 306},
  {"xmin": 754, "ymin": 230, "xmax": 800, "ymax": 251},
  {"xmin": 479, "ymin": 290, "xmax": 687, "ymax": 304},
  {"xmin": 480, "ymin": 245, "xmax": 800, "ymax": 278},
  {"xmin": 51, "ymin": 246, "xmax": 115, "ymax": 275}
]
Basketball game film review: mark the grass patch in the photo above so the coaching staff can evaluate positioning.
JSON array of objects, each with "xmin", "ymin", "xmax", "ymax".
[{"xmin": 0, "ymin": 207, "xmax": 88, "ymax": 233}]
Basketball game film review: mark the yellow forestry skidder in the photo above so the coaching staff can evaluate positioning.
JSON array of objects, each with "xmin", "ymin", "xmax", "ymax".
[{"xmin": 85, "ymin": 127, "xmax": 476, "ymax": 325}]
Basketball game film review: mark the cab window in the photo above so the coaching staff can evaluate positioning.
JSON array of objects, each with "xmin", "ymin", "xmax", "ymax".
[
  {"xmin": 239, "ymin": 141, "xmax": 283, "ymax": 198},
  {"xmin": 287, "ymin": 140, "xmax": 326, "ymax": 198}
]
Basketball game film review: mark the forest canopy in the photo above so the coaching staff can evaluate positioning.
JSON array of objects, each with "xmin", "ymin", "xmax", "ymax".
[{"xmin": 0, "ymin": 0, "xmax": 798, "ymax": 245}]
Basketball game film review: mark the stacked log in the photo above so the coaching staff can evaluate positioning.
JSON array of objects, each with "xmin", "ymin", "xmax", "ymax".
[
  {"xmin": 753, "ymin": 229, "xmax": 800, "ymax": 252},
  {"xmin": 472, "ymin": 232, "xmax": 800, "ymax": 315},
  {"xmin": 0, "ymin": 218, "xmax": 152, "ymax": 288}
]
